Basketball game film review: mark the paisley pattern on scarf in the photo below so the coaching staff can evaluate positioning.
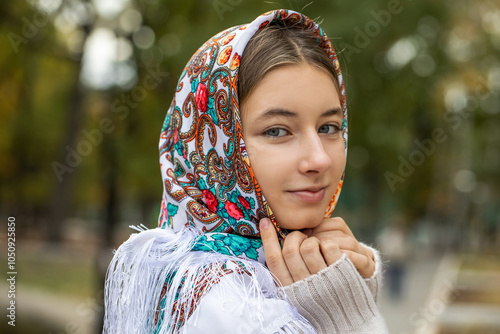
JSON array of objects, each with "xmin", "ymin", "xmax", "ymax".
[
  {"xmin": 158, "ymin": 9, "xmax": 347, "ymax": 264},
  {"xmin": 154, "ymin": 260, "xmax": 254, "ymax": 332}
]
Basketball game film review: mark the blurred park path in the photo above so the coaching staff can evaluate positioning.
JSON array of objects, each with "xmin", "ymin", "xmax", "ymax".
[
  {"xmin": 0, "ymin": 233, "xmax": 107, "ymax": 334},
  {"xmin": 379, "ymin": 254, "xmax": 442, "ymax": 334},
  {"xmin": 380, "ymin": 252, "xmax": 500, "ymax": 334},
  {"xmin": 0, "ymin": 282, "xmax": 96, "ymax": 334}
]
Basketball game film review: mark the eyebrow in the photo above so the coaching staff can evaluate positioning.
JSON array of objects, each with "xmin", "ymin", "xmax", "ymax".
[{"xmin": 257, "ymin": 107, "xmax": 342, "ymax": 120}]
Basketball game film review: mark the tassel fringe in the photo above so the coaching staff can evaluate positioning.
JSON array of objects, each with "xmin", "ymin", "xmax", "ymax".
[{"xmin": 103, "ymin": 226, "xmax": 316, "ymax": 333}]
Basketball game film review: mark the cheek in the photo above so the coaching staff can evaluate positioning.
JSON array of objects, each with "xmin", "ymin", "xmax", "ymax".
[
  {"xmin": 245, "ymin": 143, "xmax": 292, "ymax": 216},
  {"xmin": 246, "ymin": 142, "xmax": 286, "ymax": 185},
  {"xmin": 328, "ymin": 141, "xmax": 347, "ymax": 172}
]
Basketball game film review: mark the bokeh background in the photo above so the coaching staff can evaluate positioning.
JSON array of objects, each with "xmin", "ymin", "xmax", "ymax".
[{"xmin": 1, "ymin": 0, "xmax": 500, "ymax": 333}]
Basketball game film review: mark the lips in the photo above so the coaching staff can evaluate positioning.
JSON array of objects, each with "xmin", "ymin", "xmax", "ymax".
[{"xmin": 288, "ymin": 187, "xmax": 327, "ymax": 203}]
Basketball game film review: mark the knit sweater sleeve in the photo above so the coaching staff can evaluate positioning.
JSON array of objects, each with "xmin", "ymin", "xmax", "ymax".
[
  {"xmin": 280, "ymin": 253, "xmax": 388, "ymax": 334},
  {"xmin": 361, "ymin": 243, "xmax": 384, "ymax": 302}
]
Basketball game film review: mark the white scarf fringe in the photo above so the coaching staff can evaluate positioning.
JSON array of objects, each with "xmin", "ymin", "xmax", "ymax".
[{"xmin": 103, "ymin": 226, "xmax": 316, "ymax": 334}]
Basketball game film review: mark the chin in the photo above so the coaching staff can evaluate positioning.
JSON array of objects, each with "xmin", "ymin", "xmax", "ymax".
[{"xmin": 277, "ymin": 212, "xmax": 324, "ymax": 230}]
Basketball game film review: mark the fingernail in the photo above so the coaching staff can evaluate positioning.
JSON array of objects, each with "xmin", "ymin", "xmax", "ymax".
[{"xmin": 260, "ymin": 218, "xmax": 270, "ymax": 230}]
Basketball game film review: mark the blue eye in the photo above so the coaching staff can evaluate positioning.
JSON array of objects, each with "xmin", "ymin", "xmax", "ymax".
[
  {"xmin": 264, "ymin": 128, "xmax": 288, "ymax": 137},
  {"xmin": 318, "ymin": 124, "xmax": 339, "ymax": 134}
]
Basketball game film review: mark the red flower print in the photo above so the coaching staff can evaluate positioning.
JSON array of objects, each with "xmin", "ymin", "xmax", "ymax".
[
  {"xmin": 225, "ymin": 201, "xmax": 243, "ymax": 219},
  {"xmin": 196, "ymin": 83, "xmax": 208, "ymax": 112},
  {"xmin": 202, "ymin": 190, "xmax": 217, "ymax": 213},
  {"xmin": 238, "ymin": 196, "xmax": 250, "ymax": 209}
]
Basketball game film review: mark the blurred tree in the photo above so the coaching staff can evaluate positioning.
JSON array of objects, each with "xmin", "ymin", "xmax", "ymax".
[
  {"xmin": 2, "ymin": 0, "xmax": 499, "ymax": 250},
  {"xmin": 49, "ymin": 0, "xmax": 94, "ymax": 242}
]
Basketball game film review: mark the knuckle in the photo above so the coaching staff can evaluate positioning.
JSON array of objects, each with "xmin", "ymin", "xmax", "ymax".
[
  {"xmin": 331, "ymin": 217, "xmax": 345, "ymax": 226},
  {"xmin": 332, "ymin": 217, "xmax": 352, "ymax": 233},
  {"xmin": 288, "ymin": 230, "xmax": 306, "ymax": 239},
  {"xmin": 322, "ymin": 239, "xmax": 339, "ymax": 251},
  {"xmin": 362, "ymin": 256, "xmax": 371, "ymax": 268},
  {"xmin": 281, "ymin": 232, "xmax": 306, "ymax": 259},
  {"xmin": 346, "ymin": 237, "xmax": 358, "ymax": 249},
  {"xmin": 357, "ymin": 255, "xmax": 368, "ymax": 268},
  {"xmin": 266, "ymin": 253, "xmax": 282, "ymax": 268},
  {"xmin": 300, "ymin": 238, "xmax": 319, "ymax": 255},
  {"xmin": 281, "ymin": 245, "xmax": 297, "ymax": 260}
]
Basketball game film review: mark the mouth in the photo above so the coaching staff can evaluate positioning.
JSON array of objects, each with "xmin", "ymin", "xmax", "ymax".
[{"xmin": 287, "ymin": 186, "xmax": 327, "ymax": 203}]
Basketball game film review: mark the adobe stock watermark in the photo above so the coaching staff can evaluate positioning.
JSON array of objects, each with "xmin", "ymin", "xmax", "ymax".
[
  {"xmin": 51, "ymin": 63, "xmax": 169, "ymax": 183},
  {"xmin": 400, "ymin": 279, "xmax": 460, "ymax": 334},
  {"xmin": 340, "ymin": 0, "xmax": 412, "ymax": 64},
  {"xmin": 6, "ymin": 217, "xmax": 17, "ymax": 327},
  {"xmin": 7, "ymin": 0, "xmax": 59, "ymax": 53},
  {"xmin": 213, "ymin": 0, "xmax": 243, "ymax": 21},
  {"xmin": 385, "ymin": 82, "xmax": 495, "ymax": 192}
]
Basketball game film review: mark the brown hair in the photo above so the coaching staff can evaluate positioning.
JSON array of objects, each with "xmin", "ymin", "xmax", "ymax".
[{"xmin": 238, "ymin": 23, "xmax": 340, "ymax": 106}]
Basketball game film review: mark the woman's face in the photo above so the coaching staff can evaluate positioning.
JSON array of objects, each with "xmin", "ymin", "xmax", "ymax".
[{"xmin": 241, "ymin": 63, "xmax": 346, "ymax": 230}]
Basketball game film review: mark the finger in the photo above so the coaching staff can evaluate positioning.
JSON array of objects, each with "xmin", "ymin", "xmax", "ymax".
[
  {"xmin": 361, "ymin": 244, "xmax": 376, "ymax": 261},
  {"xmin": 327, "ymin": 237, "xmax": 374, "ymax": 264},
  {"xmin": 260, "ymin": 218, "xmax": 293, "ymax": 286},
  {"xmin": 314, "ymin": 230, "xmax": 350, "ymax": 241},
  {"xmin": 319, "ymin": 238, "xmax": 342, "ymax": 266},
  {"xmin": 323, "ymin": 236, "xmax": 362, "ymax": 254},
  {"xmin": 341, "ymin": 250, "xmax": 375, "ymax": 278},
  {"xmin": 299, "ymin": 237, "xmax": 327, "ymax": 275},
  {"xmin": 282, "ymin": 231, "xmax": 310, "ymax": 282},
  {"xmin": 311, "ymin": 217, "xmax": 354, "ymax": 238},
  {"xmin": 318, "ymin": 236, "xmax": 375, "ymax": 274}
]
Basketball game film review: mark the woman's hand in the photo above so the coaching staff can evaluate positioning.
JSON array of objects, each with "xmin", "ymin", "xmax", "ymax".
[
  {"xmin": 308, "ymin": 217, "xmax": 375, "ymax": 279},
  {"xmin": 259, "ymin": 218, "xmax": 342, "ymax": 286},
  {"xmin": 260, "ymin": 217, "xmax": 376, "ymax": 286}
]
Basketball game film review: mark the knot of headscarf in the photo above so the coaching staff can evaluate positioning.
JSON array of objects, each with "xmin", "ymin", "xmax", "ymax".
[{"xmin": 158, "ymin": 9, "xmax": 347, "ymax": 265}]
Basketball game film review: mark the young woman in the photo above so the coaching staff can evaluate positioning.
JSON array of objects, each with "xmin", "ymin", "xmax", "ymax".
[{"xmin": 104, "ymin": 9, "xmax": 388, "ymax": 334}]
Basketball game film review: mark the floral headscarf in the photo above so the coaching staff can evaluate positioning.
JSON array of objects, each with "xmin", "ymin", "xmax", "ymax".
[
  {"xmin": 104, "ymin": 10, "xmax": 349, "ymax": 333},
  {"xmin": 158, "ymin": 9, "xmax": 347, "ymax": 265}
]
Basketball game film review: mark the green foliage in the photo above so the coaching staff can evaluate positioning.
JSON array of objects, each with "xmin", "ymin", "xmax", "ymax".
[{"xmin": 2, "ymin": 0, "xmax": 499, "ymax": 248}]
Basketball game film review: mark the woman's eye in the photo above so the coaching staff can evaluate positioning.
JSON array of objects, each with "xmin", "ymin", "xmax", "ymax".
[
  {"xmin": 264, "ymin": 128, "xmax": 288, "ymax": 137},
  {"xmin": 318, "ymin": 124, "xmax": 339, "ymax": 134}
]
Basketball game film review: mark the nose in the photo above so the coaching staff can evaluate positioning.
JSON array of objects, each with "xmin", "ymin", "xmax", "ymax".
[{"xmin": 298, "ymin": 132, "xmax": 332, "ymax": 174}]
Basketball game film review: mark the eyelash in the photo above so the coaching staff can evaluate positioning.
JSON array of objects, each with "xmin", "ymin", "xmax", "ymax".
[
  {"xmin": 263, "ymin": 124, "xmax": 341, "ymax": 138},
  {"xmin": 264, "ymin": 128, "xmax": 289, "ymax": 137},
  {"xmin": 318, "ymin": 124, "xmax": 341, "ymax": 134}
]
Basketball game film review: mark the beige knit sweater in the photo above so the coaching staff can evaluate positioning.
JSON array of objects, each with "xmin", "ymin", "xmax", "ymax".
[{"xmin": 281, "ymin": 245, "xmax": 388, "ymax": 333}]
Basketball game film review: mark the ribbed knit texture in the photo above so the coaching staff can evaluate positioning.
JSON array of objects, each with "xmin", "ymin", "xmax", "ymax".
[
  {"xmin": 361, "ymin": 243, "xmax": 384, "ymax": 302},
  {"xmin": 281, "ymin": 253, "xmax": 388, "ymax": 334}
]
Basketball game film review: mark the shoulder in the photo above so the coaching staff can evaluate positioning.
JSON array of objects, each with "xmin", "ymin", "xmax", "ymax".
[{"xmin": 182, "ymin": 262, "xmax": 314, "ymax": 334}]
